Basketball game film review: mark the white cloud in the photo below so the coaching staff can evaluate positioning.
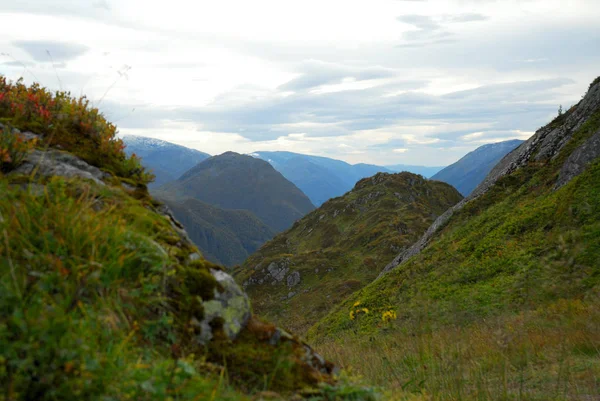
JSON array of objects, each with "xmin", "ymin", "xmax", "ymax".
[{"xmin": 0, "ymin": 0, "xmax": 598, "ymax": 166}]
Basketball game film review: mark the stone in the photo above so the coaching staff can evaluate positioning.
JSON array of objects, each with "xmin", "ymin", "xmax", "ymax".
[
  {"xmin": 197, "ymin": 268, "xmax": 251, "ymax": 344},
  {"xmin": 10, "ymin": 149, "xmax": 109, "ymax": 185},
  {"xmin": 286, "ymin": 271, "xmax": 301, "ymax": 287},
  {"xmin": 267, "ymin": 260, "xmax": 289, "ymax": 282},
  {"xmin": 555, "ymin": 128, "xmax": 600, "ymax": 189}
]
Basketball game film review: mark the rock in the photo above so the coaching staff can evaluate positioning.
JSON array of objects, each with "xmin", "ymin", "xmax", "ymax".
[
  {"xmin": 555, "ymin": 128, "xmax": 600, "ymax": 189},
  {"xmin": 10, "ymin": 149, "xmax": 109, "ymax": 185},
  {"xmin": 19, "ymin": 131, "xmax": 40, "ymax": 141},
  {"xmin": 286, "ymin": 271, "xmax": 301, "ymax": 287},
  {"xmin": 189, "ymin": 253, "xmax": 201, "ymax": 261},
  {"xmin": 197, "ymin": 268, "xmax": 251, "ymax": 344},
  {"xmin": 155, "ymin": 203, "xmax": 195, "ymax": 246},
  {"xmin": 267, "ymin": 260, "xmax": 289, "ymax": 282},
  {"xmin": 287, "ymin": 291, "xmax": 296, "ymax": 299}
]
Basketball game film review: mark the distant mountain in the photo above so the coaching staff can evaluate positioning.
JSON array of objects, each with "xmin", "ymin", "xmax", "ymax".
[
  {"xmin": 431, "ymin": 139, "xmax": 525, "ymax": 195},
  {"xmin": 385, "ymin": 164, "xmax": 445, "ymax": 177},
  {"xmin": 235, "ymin": 172, "xmax": 463, "ymax": 334},
  {"xmin": 248, "ymin": 151, "xmax": 395, "ymax": 206},
  {"xmin": 160, "ymin": 152, "xmax": 315, "ymax": 232},
  {"xmin": 122, "ymin": 135, "xmax": 210, "ymax": 187},
  {"xmin": 155, "ymin": 194, "xmax": 275, "ymax": 267}
]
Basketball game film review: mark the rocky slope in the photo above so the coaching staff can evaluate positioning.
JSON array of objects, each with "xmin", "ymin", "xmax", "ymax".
[
  {"xmin": 160, "ymin": 152, "xmax": 315, "ymax": 232},
  {"xmin": 430, "ymin": 139, "xmax": 524, "ymax": 196},
  {"xmin": 122, "ymin": 135, "xmax": 210, "ymax": 187},
  {"xmin": 0, "ymin": 78, "xmax": 373, "ymax": 400},
  {"xmin": 235, "ymin": 172, "xmax": 462, "ymax": 334}
]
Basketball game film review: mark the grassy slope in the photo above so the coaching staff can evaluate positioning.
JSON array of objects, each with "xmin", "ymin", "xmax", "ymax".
[
  {"xmin": 236, "ymin": 173, "xmax": 462, "ymax": 335},
  {"xmin": 157, "ymin": 194, "xmax": 275, "ymax": 267},
  {"xmin": 309, "ymin": 85, "xmax": 600, "ymax": 400},
  {"xmin": 0, "ymin": 79, "xmax": 376, "ymax": 401}
]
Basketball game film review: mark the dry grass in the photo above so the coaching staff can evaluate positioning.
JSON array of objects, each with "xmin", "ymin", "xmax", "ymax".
[{"xmin": 315, "ymin": 299, "xmax": 600, "ymax": 401}]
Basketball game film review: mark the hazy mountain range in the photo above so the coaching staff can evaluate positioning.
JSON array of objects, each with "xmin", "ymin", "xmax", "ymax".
[{"xmin": 431, "ymin": 139, "xmax": 525, "ymax": 195}]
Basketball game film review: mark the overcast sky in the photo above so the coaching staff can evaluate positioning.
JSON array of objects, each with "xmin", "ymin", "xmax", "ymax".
[{"xmin": 1, "ymin": 0, "xmax": 598, "ymax": 166}]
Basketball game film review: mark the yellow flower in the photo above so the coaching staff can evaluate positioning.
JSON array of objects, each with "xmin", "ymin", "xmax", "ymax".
[
  {"xmin": 353, "ymin": 301, "xmax": 362, "ymax": 307},
  {"xmin": 382, "ymin": 310, "xmax": 397, "ymax": 323}
]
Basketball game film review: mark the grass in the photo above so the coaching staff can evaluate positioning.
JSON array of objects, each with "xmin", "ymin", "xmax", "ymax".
[
  {"xmin": 236, "ymin": 173, "xmax": 462, "ymax": 335},
  {"xmin": 316, "ymin": 298, "xmax": 600, "ymax": 401},
  {"xmin": 0, "ymin": 78, "xmax": 379, "ymax": 400},
  {"xmin": 305, "ymin": 79, "xmax": 600, "ymax": 400}
]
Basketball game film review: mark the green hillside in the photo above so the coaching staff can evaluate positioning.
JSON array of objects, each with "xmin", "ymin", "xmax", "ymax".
[
  {"xmin": 156, "ymin": 194, "xmax": 275, "ymax": 267},
  {"xmin": 309, "ymin": 77, "xmax": 600, "ymax": 400},
  {"xmin": 160, "ymin": 152, "xmax": 315, "ymax": 233},
  {"xmin": 0, "ymin": 78, "xmax": 374, "ymax": 400},
  {"xmin": 236, "ymin": 173, "xmax": 462, "ymax": 335}
]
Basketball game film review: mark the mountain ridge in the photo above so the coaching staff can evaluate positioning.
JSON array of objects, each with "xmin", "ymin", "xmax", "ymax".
[
  {"xmin": 235, "ymin": 171, "xmax": 463, "ymax": 334},
  {"xmin": 161, "ymin": 151, "xmax": 316, "ymax": 232}
]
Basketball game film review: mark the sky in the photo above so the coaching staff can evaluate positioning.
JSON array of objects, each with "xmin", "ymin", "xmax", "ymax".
[{"xmin": 0, "ymin": 0, "xmax": 598, "ymax": 166}]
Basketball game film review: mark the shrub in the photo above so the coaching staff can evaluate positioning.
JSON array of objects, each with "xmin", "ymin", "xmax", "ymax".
[
  {"xmin": 0, "ymin": 77, "xmax": 153, "ymax": 184},
  {"xmin": 0, "ymin": 125, "xmax": 37, "ymax": 172}
]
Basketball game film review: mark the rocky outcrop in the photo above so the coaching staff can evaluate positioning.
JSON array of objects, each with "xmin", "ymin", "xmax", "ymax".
[
  {"xmin": 379, "ymin": 78, "xmax": 600, "ymax": 278},
  {"xmin": 11, "ymin": 149, "xmax": 110, "ymax": 185},
  {"xmin": 198, "ymin": 269, "xmax": 251, "ymax": 343},
  {"xmin": 556, "ymin": 128, "xmax": 600, "ymax": 189}
]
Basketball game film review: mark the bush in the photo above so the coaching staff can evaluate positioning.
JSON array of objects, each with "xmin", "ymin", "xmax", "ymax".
[
  {"xmin": 0, "ymin": 77, "xmax": 153, "ymax": 184},
  {"xmin": 0, "ymin": 125, "xmax": 36, "ymax": 172}
]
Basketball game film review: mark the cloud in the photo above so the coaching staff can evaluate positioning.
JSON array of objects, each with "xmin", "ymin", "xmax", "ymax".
[
  {"xmin": 93, "ymin": 0, "xmax": 111, "ymax": 10},
  {"xmin": 393, "ymin": 148, "xmax": 408, "ymax": 153},
  {"xmin": 277, "ymin": 60, "xmax": 398, "ymax": 91},
  {"xmin": 1, "ymin": 0, "xmax": 597, "ymax": 166},
  {"xmin": 12, "ymin": 40, "xmax": 89, "ymax": 62},
  {"xmin": 449, "ymin": 13, "xmax": 489, "ymax": 22}
]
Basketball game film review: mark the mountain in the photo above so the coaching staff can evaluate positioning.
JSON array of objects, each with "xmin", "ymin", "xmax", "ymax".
[
  {"xmin": 155, "ymin": 194, "xmax": 275, "ymax": 267},
  {"xmin": 235, "ymin": 172, "xmax": 462, "ymax": 334},
  {"xmin": 248, "ymin": 151, "xmax": 396, "ymax": 206},
  {"xmin": 0, "ymin": 79, "xmax": 372, "ymax": 400},
  {"xmin": 160, "ymin": 152, "xmax": 315, "ymax": 232},
  {"xmin": 122, "ymin": 135, "xmax": 210, "ymax": 187},
  {"xmin": 430, "ymin": 139, "xmax": 524, "ymax": 195},
  {"xmin": 385, "ymin": 164, "xmax": 445, "ymax": 177},
  {"xmin": 309, "ymin": 77, "xmax": 600, "ymax": 399}
]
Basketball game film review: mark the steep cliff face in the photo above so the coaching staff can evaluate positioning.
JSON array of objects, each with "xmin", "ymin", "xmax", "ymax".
[
  {"xmin": 0, "ymin": 79, "xmax": 373, "ymax": 400},
  {"xmin": 236, "ymin": 172, "xmax": 462, "ymax": 334}
]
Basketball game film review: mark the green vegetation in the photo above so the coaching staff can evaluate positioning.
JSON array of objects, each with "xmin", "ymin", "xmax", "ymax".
[
  {"xmin": 0, "ymin": 78, "xmax": 376, "ymax": 400},
  {"xmin": 160, "ymin": 152, "xmax": 315, "ymax": 233},
  {"xmin": 0, "ymin": 77, "xmax": 152, "ymax": 185},
  {"xmin": 236, "ymin": 173, "xmax": 462, "ymax": 335},
  {"xmin": 157, "ymin": 195, "xmax": 275, "ymax": 267},
  {"xmin": 308, "ymin": 80, "xmax": 600, "ymax": 400}
]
